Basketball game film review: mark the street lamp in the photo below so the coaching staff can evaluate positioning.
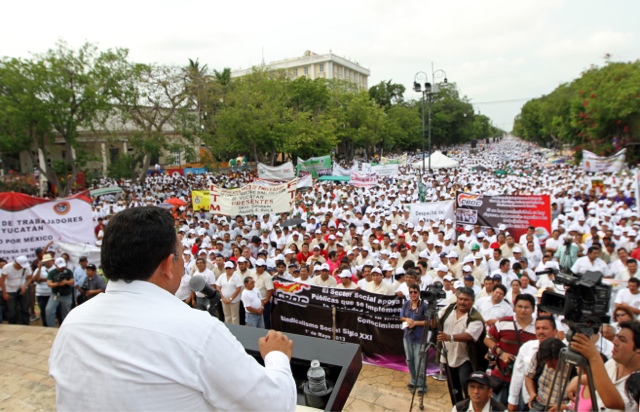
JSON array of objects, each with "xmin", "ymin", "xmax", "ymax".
[{"xmin": 414, "ymin": 66, "xmax": 447, "ymax": 173}]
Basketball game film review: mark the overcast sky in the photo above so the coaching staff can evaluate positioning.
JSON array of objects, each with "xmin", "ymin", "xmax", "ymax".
[{"xmin": 3, "ymin": 0, "xmax": 639, "ymax": 132}]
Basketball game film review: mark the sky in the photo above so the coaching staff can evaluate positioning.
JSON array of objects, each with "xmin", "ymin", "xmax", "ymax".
[{"xmin": 2, "ymin": 0, "xmax": 639, "ymax": 132}]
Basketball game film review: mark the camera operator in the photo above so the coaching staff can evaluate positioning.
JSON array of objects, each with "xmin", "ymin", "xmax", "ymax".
[
  {"xmin": 49, "ymin": 207, "xmax": 296, "ymax": 410},
  {"xmin": 484, "ymin": 294, "xmax": 537, "ymax": 406},
  {"xmin": 570, "ymin": 245, "xmax": 611, "ymax": 278},
  {"xmin": 400, "ymin": 283, "xmax": 430, "ymax": 394},
  {"xmin": 554, "ymin": 234, "xmax": 579, "ymax": 270},
  {"xmin": 563, "ymin": 320, "xmax": 640, "ymax": 412},
  {"xmin": 436, "ymin": 287, "xmax": 486, "ymax": 405}
]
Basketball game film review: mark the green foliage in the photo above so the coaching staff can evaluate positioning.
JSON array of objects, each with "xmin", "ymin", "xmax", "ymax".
[
  {"xmin": 107, "ymin": 153, "xmax": 137, "ymax": 179},
  {"xmin": 514, "ymin": 61, "xmax": 640, "ymax": 156},
  {"xmin": 369, "ymin": 80, "xmax": 405, "ymax": 110}
]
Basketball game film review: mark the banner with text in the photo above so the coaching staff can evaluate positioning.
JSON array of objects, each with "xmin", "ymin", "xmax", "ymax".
[
  {"xmin": 271, "ymin": 278, "xmax": 405, "ymax": 368},
  {"xmin": 209, "ymin": 180, "xmax": 297, "ymax": 216},
  {"xmin": 455, "ymin": 191, "xmax": 551, "ymax": 243},
  {"xmin": 296, "ymin": 155, "xmax": 332, "ymax": 178},
  {"xmin": 257, "ymin": 162, "xmax": 295, "ymax": 180},
  {"xmin": 0, "ymin": 191, "xmax": 94, "ymax": 261},
  {"xmin": 406, "ymin": 201, "xmax": 455, "ymax": 225},
  {"xmin": 581, "ymin": 149, "xmax": 626, "ymax": 173},
  {"xmin": 381, "ymin": 153, "xmax": 407, "ymax": 166},
  {"xmin": 191, "ymin": 190, "xmax": 210, "ymax": 211},
  {"xmin": 350, "ymin": 172, "xmax": 378, "ymax": 188},
  {"xmin": 370, "ymin": 164, "xmax": 399, "ymax": 177}
]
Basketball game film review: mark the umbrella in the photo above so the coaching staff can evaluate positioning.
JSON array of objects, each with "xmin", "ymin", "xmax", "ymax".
[
  {"xmin": 282, "ymin": 218, "xmax": 306, "ymax": 228},
  {"xmin": 157, "ymin": 203, "xmax": 175, "ymax": 210},
  {"xmin": 472, "ymin": 165, "xmax": 488, "ymax": 172},
  {"xmin": 165, "ymin": 197, "xmax": 186, "ymax": 207}
]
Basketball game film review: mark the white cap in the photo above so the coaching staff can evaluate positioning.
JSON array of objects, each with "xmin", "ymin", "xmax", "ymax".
[
  {"xmin": 443, "ymin": 274, "xmax": 454, "ymax": 281},
  {"xmin": 237, "ymin": 257, "xmax": 247, "ymax": 263},
  {"xmin": 462, "ymin": 265, "xmax": 473, "ymax": 272},
  {"xmin": 389, "ymin": 252, "xmax": 399, "ymax": 259},
  {"xmin": 54, "ymin": 257, "xmax": 67, "ymax": 268},
  {"xmin": 372, "ymin": 267, "xmax": 382, "ymax": 274},
  {"xmin": 453, "ymin": 280, "xmax": 464, "ymax": 289},
  {"xmin": 437, "ymin": 264, "xmax": 449, "ymax": 272},
  {"xmin": 339, "ymin": 270, "xmax": 352, "ymax": 278},
  {"xmin": 224, "ymin": 261, "xmax": 235, "ymax": 269},
  {"xmin": 16, "ymin": 256, "xmax": 29, "ymax": 269},
  {"xmin": 512, "ymin": 247, "xmax": 522, "ymax": 254},
  {"xmin": 447, "ymin": 251, "xmax": 459, "ymax": 259},
  {"xmin": 255, "ymin": 258, "xmax": 266, "ymax": 266}
]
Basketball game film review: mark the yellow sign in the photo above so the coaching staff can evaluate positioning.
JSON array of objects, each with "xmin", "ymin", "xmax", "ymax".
[{"xmin": 191, "ymin": 190, "xmax": 210, "ymax": 212}]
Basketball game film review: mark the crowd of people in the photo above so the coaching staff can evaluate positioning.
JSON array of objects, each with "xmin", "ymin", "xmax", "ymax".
[{"xmin": 3, "ymin": 136, "xmax": 640, "ymax": 411}]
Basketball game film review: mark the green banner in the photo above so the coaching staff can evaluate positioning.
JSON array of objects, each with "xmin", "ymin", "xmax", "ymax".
[{"xmin": 296, "ymin": 155, "xmax": 332, "ymax": 178}]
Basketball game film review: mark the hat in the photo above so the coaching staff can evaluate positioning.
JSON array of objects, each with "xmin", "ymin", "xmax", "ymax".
[
  {"xmin": 16, "ymin": 255, "xmax": 30, "ymax": 269},
  {"xmin": 512, "ymin": 247, "xmax": 522, "ymax": 254},
  {"xmin": 237, "ymin": 257, "xmax": 247, "ymax": 263},
  {"xmin": 41, "ymin": 253, "xmax": 54, "ymax": 263},
  {"xmin": 471, "ymin": 244, "xmax": 480, "ymax": 251},
  {"xmin": 491, "ymin": 274, "xmax": 502, "ymax": 281},
  {"xmin": 463, "ymin": 255, "xmax": 474, "ymax": 264},
  {"xmin": 372, "ymin": 267, "xmax": 382, "ymax": 274},
  {"xmin": 255, "ymin": 258, "xmax": 266, "ymax": 266},
  {"xmin": 339, "ymin": 270, "xmax": 352, "ymax": 278},
  {"xmin": 465, "ymin": 371, "xmax": 490, "ymax": 388},
  {"xmin": 54, "ymin": 257, "xmax": 67, "ymax": 268},
  {"xmin": 463, "ymin": 274, "xmax": 474, "ymax": 281},
  {"xmin": 389, "ymin": 252, "xmax": 399, "ymax": 259},
  {"xmin": 285, "ymin": 249, "xmax": 294, "ymax": 255},
  {"xmin": 447, "ymin": 251, "xmax": 459, "ymax": 259},
  {"xmin": 86, "ymin": 264, "xmax": 97, "ymax": 271},
  {"xmin": 453, "ymin": 280, "xmax": 464, "ymax": 289},
  {"xmin": 462, "ymin": 265, "xmax": 473, "ymax": 273},
  {"xmin": 224, "ymin": 261, "xmax": 235, "ymax": 269},
  {"xmin": 437, "ymin": 264, "xmax": 449, "ymax": 272},
  {"xmin": 443, "ymin": 274, "xmax": 454, "ymax": 281}
]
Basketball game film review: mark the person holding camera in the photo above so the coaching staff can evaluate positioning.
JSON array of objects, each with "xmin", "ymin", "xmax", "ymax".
[
  {"xmin": 0, "ymin": 256, "xmax": 33, "ymax": 325},
  {"xmin": 400, "ymin": 283, "xmax": 430, "ymax": 394},
  {"xmin": 484, "ymin": 293, "xmax": 537, "ymax": 406},
  {"xmin": 524, "ymin": 337, "xmax": 567, "ymax": 410},
  {"xmin": 45, "ymin": 257, "xmax": 75, "ymax": 327},
  {"xmin": 554, "ymin": 234, "xmax": 580, "ymax": 270},
  {"xmin": 77, "ymin": 264, "xmax": 106, "ymax": 305}
]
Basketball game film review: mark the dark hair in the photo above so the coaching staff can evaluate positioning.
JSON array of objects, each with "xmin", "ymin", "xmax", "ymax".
[
  {"xmin": 629, "ymin": 277, "xmax": 640, "ymax": 286},
  {"xmin": 493, "ymin": 284, "xmax": 507, "ymax": 295},
  {"xmin": 618, "ymin": 320, "xmax": 640, "ymax": 350},
  {"xmin": 538, "ymin": 338, "xmax": 565, "ymax": 361},
  {"xmin": 457, "ymin": 287, "xmax": 475, "ymax": 301},
  {"xmin": 243, "ymin": 276, "xmax": 254, "ymax": 286},
  {"xmin": 625, "ymin": 371, "xmax": 640, "ymax": 406},
  {"xmin": 514, "ymin": 293, "xmax": 536, "ymax": 309},
  {"xmin": 402, "ymin": 260, "xmax": 415, "ymax": 270},
  {"xmin": 409, "ymin": 283, "xmax": 420, "ymax": 293},
  {"xmin": 499, "ymin": 258, "xmax": 510, "ymax": 267},
  {"xmin": 101, "ymin": 207, "xmax": 177, "ymax": 282},
  {"xmin": 535, "ymin": 315, "xmax": 556, "ymax": 330}
]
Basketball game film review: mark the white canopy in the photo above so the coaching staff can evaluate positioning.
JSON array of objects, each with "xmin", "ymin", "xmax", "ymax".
[{"xmin": 412, "ymin": 151, "xmax": 459, "ymax": 170}]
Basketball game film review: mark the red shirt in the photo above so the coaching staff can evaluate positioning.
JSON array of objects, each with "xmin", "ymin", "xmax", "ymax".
[
  {"xmin": 488, "ymin": 316, "xmax": 536, "ymax": 382},
  {"xmin": 296, "ymin": 251, "xmax": 311, "ymax": 263}
]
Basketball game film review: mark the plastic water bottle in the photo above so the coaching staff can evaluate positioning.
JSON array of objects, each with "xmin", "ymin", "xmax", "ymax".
[{"xmin": 307, "ymin": 359, "xmax": 327, "ymax": 393}]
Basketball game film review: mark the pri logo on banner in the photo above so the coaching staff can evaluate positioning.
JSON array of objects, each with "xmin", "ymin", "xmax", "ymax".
[
  {"xmin": 53, "ymin": 202, "xmax": 71, "ymax": 215},
  {"xmin": 457, "ymin": 193, "xmax": 484, "ymax": 207}
]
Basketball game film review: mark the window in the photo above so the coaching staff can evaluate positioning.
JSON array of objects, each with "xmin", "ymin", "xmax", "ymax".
[
  {"xmin": 304, "ymin": 66, "xmax": 309, "ymax": 75},
  {"xmin": 319, "ymin": 63, "xmax": 324, "ymax": 72},
  {"xmin": 293, "ymin": 68, "xmax": 298, "ymax": 76}
]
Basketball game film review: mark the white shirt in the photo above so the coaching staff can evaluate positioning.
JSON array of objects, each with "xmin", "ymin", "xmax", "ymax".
[
  {"xmin": 595, "ymin": 359, "xmax": 636, "ymax": 412},
  {"xmin": 615, "ymin": 288, "xmax": 640, "ymax": 313},
  {"xmin": 49, "ymin": 280, "xmax": 296, "ymax": 411},
  {"xmin": 194, "ymin": 268, "xmax": 216, "ymax": 299},
  {"xmin": 216, "ymin": 272, "xmax": 243, "ymax": 303},
  {"xmin": 474, "ymin": 296, "xmax": 513, "ymax": 321},
  {"xmin": 571, "ymin": 256, "xmax": 612, "ymax": 277},
  {"xmin": 438, "ymin": 306, "xmax": 484, "ymax": 367},
  {"xmin": 508, "ymin": 339, "xmax": 540, "ymax": 405},
  {"xmin": 241, "ymin": 287, "xmax": 263, "ymax": 311}
]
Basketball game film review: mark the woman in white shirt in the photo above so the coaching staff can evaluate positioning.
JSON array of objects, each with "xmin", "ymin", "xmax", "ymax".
[{"xmin": 215, "ymin": 261, "xmax": 243, "ymax": 325}]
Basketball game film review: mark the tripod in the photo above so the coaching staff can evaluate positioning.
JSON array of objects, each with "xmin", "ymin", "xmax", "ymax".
[
  {"xmin": 409, "ymin": 302, "xmax": 440, "ymax": 411},
  {"xmin": 545, "ymin": 347, "xmax": 599, "ymax": 412}
]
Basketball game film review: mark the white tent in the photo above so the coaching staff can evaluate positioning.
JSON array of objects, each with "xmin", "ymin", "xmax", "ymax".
[{"xmin": 412, "ymin": 151, "xmax": 459, "ymax": 170}]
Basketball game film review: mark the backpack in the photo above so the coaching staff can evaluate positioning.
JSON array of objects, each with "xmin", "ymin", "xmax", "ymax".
[{"xmin": 438, "ymin": 303, "xmax": 489, "ymax": 371}]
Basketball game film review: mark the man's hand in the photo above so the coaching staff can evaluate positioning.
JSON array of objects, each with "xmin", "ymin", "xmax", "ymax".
[
  {"xmin": 507, "ymin": 403, "xmax": 518, "ymax": 411},
  {"xmin": 2, "ymin": 292, "xmax": 8, "ymax": 301},
  {"xmin": 19, "ymin": 285, "xmax": 26, "ymax": 295},
  {"xmin": 259, "ymin": 330, "xmax": 294, "ymax": 360},
  {"xmin": 570, "ymin": 333, "xmax": 600, "ymax": 362},
  {"xmin": 486, "ymin": 319, "xmax": 497, "ymax": 327},
  {"xmin": 499, "ymin": 351, "xmax": 515, "ymax": 364},
  {"xmin": 437, "ymin": 332, "xmax": 450, "ymax": 342}
]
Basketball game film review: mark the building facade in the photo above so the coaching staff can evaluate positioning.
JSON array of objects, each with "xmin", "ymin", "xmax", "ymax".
[{"xmin": 232, "ymin": 50, "xmax": 370, "ymax": 90}]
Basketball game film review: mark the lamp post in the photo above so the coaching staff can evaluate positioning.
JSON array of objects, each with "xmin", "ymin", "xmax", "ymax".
[{"xmin": 414, "ymin": 65, "xmax": 447, "ymax": 173}]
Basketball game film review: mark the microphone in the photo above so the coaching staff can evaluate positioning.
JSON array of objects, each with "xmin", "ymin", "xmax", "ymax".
[
  {"xmin": 189, "ymin": 275, "xmax": 218, "ymax": 299},
  {"xmin": 189, "ymin": 275, "xmax": 221, "ymax": 314}
]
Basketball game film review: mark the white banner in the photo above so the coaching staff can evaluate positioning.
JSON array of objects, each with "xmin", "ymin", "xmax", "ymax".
[
  {"xmin": 350, "ymin": 172, "xmax": 378, "ymax": 188},
  {"xmin": 370, "ymin": 164, "xmax": 399, "ymax": 177},
  {"xmin": 257, "ymin": 162, "xmax": 295, "ymax": 180},
  {"xmin": 297, "ymin": 174, "xmax": 313, "ymax": 189},
  {"xmin": 581, "ymin": 149, "xmax": 626, "ymax": 173},
  {"xmin": 406, "ymin": 201, "xmax": 455, "ymax": 225},
  {"xmin": 0, "ymin": 191, "xmax": 95, "ymax": 261},
  {"xmin": 381, "ymin": 153, "xmax": 407, "ymax": 166},
  {"xmin": 52, "ymin": 240, "xmax": 101, "ymax": 266},
  {"xmin": 210, "ymin": 180, "xmax": 298, "ymax": 216},
  {"xmin": 332, "ymin": 163, "xmax": 358, "ymax": 176}
]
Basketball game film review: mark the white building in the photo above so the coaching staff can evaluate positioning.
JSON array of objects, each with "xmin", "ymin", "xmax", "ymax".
[{"xmin": 232, "ymin": 50, "xmax": 370, "ymax": 90}]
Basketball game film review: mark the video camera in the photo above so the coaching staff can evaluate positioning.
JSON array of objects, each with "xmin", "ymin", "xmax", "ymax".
[
  {"xmin": 539, "ymin": 270, "xmax": 611, "ymax": 341},
  {"xmin": 421, "ymin": 282, "xmax": 447, "ymax": 303}
]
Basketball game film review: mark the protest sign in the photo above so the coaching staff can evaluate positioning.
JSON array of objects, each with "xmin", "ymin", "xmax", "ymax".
[
  {"xmin": 209, "ymin": 180, "xmax": 297, "ymax": 216},
  {"xmin": 191, "ymin": 190, "xmax": 210, "ymax": 211},
  {"xmin": 370, "ymin": 164, "xmax": 399, "ymax": 177},
  {"xmin": 296, "ymin": 155, "xmax": 332, "ymax": 178},
  {"xmin": 350, "ymin": 172, "xmax": 378, "ymax": 188},
  {"xmin": 0, "ymin": 191, "xmax": 94, "ymax": 261},
  {"xmin": 257, "ymin": 162, "xmax": 295, "ymax": 180},
  {"xmin": 581, "ymin": 149, "xmax": 626, "ymax": 173},
  {"xmin": 406, "ymin": 201, "xmax": 455, "ymax": 225},
  {"xmin": 455, "ymin": 191, "xmax": 551, "ymax": 243}
]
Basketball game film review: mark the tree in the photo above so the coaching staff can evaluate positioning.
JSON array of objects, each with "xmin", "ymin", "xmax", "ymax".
[
  {"xmin": 115, "ymin": 63, "xmax": 194, "ymax": 183},
  {"xmin": 369, "ymin": 80, "xmax": 405, "ymax": 110},
  {"xmin": 0, "ymin": 41, "xmax": 130, "ymax": 196}
]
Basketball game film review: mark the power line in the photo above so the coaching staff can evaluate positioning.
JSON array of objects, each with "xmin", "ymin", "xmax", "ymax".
[{"xmin": 470, "ymin": 97, "xmax": 533, "ymax": 105}]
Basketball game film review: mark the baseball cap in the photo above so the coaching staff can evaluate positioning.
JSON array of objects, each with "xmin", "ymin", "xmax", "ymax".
[
  {"xmin": 447, "ymin": 251, "xmax": 459, "ymax": 259},
  {"xmin": 437, "ymin": 264, "xmax": 448, "ymax": 272},
  {"xmin": 465, "ymin": 371, "xmax": 490, "ymax": 387},
  {"xmin": 54, "ymin": 257, "xmax": 67, "ymax": 268},
  {"xmin": 255, "ymin": 258, "xmax": 266, "ymax": 266},
  {"xmin": 237, "ymin": 257, "xmax": 247, "ymax": 263},
  {"xmin": 16, "ymin": 256, "xmax": 29, "ymax": 269},
  {"xmin": 463, "ymin": 274, "xmax": 474, "ymax": 281},
  {"xmin": 339, "ymin": 270, "xmax": 352, "ymax": 278},
  {"xmin": 224, "ymin": 261, "xmax": 235, "ymax": 269},
  {"xmin": 471, "ymin": 244, "xmax": 480, "ymax": 251},
  {"xmin": 462, "ymin": 265, "xmax": 472, "ymax": 273},
  {"xmin": 443, "ymin": 274, "xmax": 454, "ymax": 281}
]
